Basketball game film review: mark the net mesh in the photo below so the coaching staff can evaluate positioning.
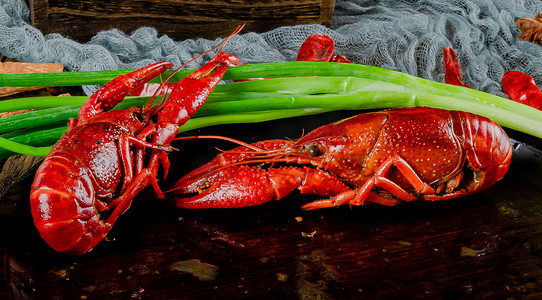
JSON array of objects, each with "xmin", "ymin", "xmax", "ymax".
[{"xmin": 1, "ymin": 0, "xmax": 542, "ymax": 96}]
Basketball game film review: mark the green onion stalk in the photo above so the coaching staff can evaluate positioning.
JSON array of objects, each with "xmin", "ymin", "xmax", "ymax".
[{"xmin": 0, "ymin": 62, "xmax": 541, "ymax": 160}]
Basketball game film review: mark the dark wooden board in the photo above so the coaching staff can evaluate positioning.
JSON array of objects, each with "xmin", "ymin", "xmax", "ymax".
[
  {"xmin": 0, "ymin": 110, "xmax": 541, "ymax": 299},
  {"xmin": 27, "ymin": 0, "xmax": 335, "ymax": 43}
]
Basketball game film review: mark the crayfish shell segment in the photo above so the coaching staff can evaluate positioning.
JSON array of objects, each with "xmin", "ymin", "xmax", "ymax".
[
  {"xmin": 30, "ymin": 153, "xmax": 110, "ymax": 255},
  {"xmin": 450, "ymin": 110, "xmax": 513, "ymax": 195},
  {"xmin": 173, "ymin": 165, "xmax": 280, "ymax": 209},
  {"xmin": 292, "ymin": 112, "xmax": 388, "ymax": 183}
]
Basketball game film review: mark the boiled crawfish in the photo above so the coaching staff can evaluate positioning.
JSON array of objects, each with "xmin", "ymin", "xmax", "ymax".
[
  {"xmin": 443, "ymin": 47, "xmax": 542, "ymax": 111},
  {"xmin": 296, "ymin": 34, "xmax": 352, "ymax": 63},
  {"xmin": 171, "ymin": 40, "xmax": 512, "ymax": 210},
  {"xmin": 502, "ymin": 71, "xmax": 542, "ymax": 110},
  {"xmin": 29, "ymin": 27, "xmax": 242, "ymax": 254},
  {"xmin": 172, "ymin": 107, "xmax": 512, "ymax": 209}
]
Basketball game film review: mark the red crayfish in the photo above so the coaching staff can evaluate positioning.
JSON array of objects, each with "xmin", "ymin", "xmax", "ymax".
[
  {"xmin": 502, "ymin": 71, "xmax": 542, "ymax": 110},
  {"xmin": 29, "ymin": 27, "xmax": 243, "ymax": 254},
  {"xmin": 443, "ymin": 47, "xmax": 542, "ymax": 111},
  {"xmin": 172, "ymin": 107, "xmax": 512, "ymax": 209},
  {"xmin": 296, "ymin": 34, "xmax": 352, "ymax": 63},
  {"xmin": 170, "ymin": 42, "xmax": 512, "ymax": 210}
]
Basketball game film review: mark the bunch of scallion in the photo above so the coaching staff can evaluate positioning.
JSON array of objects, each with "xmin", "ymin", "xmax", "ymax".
[{"xmin": 0, "ymin": 61, "xmax": 541, "ymax": 161}]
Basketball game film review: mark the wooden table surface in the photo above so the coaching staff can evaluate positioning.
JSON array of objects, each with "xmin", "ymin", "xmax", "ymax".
[{"xmin": 0, "ymin": 111, "xmax": 541, "ymax": 299}]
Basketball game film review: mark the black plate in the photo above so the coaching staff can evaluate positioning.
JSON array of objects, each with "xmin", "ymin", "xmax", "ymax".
[{"xmin": 1, "ymin": 111, "xmax": 541, "ymax": 299}]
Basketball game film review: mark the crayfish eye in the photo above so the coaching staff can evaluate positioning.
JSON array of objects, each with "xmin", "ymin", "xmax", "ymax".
[{"xmin": 307, "ymin": 143, "xmax": 324, "ymax": 156}]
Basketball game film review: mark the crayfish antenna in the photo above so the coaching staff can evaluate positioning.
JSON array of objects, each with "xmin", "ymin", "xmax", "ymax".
[
  {"xmin": 174, "ymin": 135, "xmax": 266, "ymax": 152},
  {"xmin": 143, "ymin": 24, "xmax": 245, "ymax": 114}
]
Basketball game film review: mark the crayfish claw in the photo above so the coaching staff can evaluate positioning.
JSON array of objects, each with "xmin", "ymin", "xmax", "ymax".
[{"xmin": 301, "ymin": 190, "xmax": 357, "ymax": 210}]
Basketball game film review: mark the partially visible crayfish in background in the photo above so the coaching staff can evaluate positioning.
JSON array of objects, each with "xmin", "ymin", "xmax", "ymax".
[
  {"xmin": 506, "ymin": 10, "xmax": 542, "ymax": 104},
  {"xmin": 170, "ymin": 38, "xmax": 513, "ymax": 210},
  {"xmin": 295, "ymin": 33, "xmax": 352, "ymax": 63},
  {"xmin": 443, "ymin": 47, "xmax": 542, "ymax": 111},
  {"xmin": 29, "ymin": 26, "xmax": 244, "ymax": 255},
  {"xmin": 502, "ymin": 71, "xmax": 542, "ymax": 110}
]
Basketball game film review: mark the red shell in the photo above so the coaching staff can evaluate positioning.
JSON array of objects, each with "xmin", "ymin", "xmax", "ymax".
[{"xmin": 174, "ymin": 107, "xmax": 512, "ymax": 209}]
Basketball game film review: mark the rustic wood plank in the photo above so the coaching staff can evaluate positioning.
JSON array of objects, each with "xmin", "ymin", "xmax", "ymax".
[
  {"xmin": 28, "ymin": 0, "xmax": 335, "ymax": 42},
  {"xmin": 0, "ymin": 62, "xmax": 64, "ymax": 97}
]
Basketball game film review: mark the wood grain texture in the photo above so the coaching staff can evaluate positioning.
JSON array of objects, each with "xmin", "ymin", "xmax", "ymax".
[
  {"xmin": 28, "ymin": 0, "xmax": 335, "ymax": 42},
  {"xmin": 0, "ymin": 62, "xmax": 64, "ymax": 97}
]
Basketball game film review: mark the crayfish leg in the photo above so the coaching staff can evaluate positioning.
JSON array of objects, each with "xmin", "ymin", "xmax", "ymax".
[
  {"xmin": 106, "ymin": 169, "xmax": 164, "ymax": 227},
  {"xmin": 159, "ymin": 151, "xmax": 171, "ymax": 179},
  {"xmin": 134, "ymin": 124, "xmax": 158, "ymax": 176},
  {"xmin": 118, "ymin": 135, "xmax": 172, "ymax": 195},
  {"xmin": 348, "ymin": 155, "xmax": 434, "ymax": 206},
  {"xmin": 301, "ymin": 190, "xmax": 356, "ymax": 210},
  {"xmin": 302, "ymin": 155, "xmax": 437, "ymax": 210},
  {"xmin": 423, "ymin": 190, "xmax": 469, "ymax": 201},
  {"xmin": 301, "ymin": 191, "xmax": 401, "ymax": 210}
]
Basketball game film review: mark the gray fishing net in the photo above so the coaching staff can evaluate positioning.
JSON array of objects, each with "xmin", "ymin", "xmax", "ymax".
[{"xmin": 1, "ymin": 0, "xmax": 542, "ymax": 97}]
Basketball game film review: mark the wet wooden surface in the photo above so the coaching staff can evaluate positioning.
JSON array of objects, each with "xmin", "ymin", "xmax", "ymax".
[{"xmin": 0, "ymin": 111, "xmax": 541, "ymax": 299}]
